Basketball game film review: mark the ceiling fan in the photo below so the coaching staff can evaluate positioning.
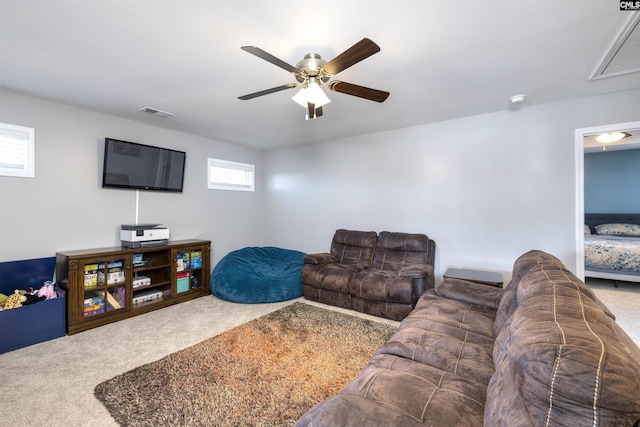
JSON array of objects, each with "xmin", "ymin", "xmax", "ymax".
[{"xmin": 238, "ymin": 38, "xmax": 390, "ymax": 120}]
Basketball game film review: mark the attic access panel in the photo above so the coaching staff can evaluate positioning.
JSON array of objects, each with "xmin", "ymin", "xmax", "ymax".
[{"xmin": 591, "ymin": 12, "xmax": 640, "ymax": 79}]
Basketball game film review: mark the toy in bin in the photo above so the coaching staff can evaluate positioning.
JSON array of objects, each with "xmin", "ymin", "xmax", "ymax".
[{"xmin": 1, "ymin": 281, "xmax": 61, "ymax": 310}]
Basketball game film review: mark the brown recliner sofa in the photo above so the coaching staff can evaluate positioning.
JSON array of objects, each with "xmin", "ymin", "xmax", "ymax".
[
  {"xmin": 296, "ymin": 250, "xmax": 640, "ymax": 426},
  {"xmin": 302, "ymin": 229, "xmax": 436, "ymax": 321}
]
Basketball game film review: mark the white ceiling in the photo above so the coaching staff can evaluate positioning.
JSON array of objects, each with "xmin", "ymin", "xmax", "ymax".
[{"xmin": 1, "ymin": 1, "xmax": 639, "ymax": 151}]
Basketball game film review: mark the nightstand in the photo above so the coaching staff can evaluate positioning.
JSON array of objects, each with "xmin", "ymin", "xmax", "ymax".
[{"xmin": 443, "ymin": 268, "xmax": 504, "ymax": 288}]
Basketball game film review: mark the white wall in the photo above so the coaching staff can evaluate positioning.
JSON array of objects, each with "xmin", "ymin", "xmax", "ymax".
[
  {"xmin": 262, "ymin": 89, "xmax": 640, "ymax": 282},
  {"xmin": 3, "ymin": 88, "xmax": 639, "ymax": 281},
  {"xmin": 0, "ymin": 90, "xmax": 264, "ymax": 263}
]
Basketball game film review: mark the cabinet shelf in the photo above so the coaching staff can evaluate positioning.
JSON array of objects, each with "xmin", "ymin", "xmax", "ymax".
[
  {"xmin": 107, "ymin": 283, "xmax": 126, "ymax": 288},
  {"xmin": 132, "ymin": 281, "xmax": 170, "ymax": 291},
  {"xmin": 133, "ymin": 299, "xmax": 165, "ymax": 309},
  {"xmin": 57, "ymin": 239, "xmax": 211, "ymax": 335},
  {"xmin": 134, "ymin": 264, "xmax": 170, "ymax": 273}
]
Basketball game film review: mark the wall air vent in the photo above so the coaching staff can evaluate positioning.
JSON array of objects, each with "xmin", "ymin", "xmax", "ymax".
[{"xmin": 139, "ymin": 107, "xmax": 173, "ymax": 118}]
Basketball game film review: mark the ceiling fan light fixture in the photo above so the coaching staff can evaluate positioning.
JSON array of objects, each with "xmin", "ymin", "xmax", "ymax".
[
  {"xmin": 240, "ymin": 38, "xmax": 388, "ymax": 118},
  {"xmin": 306, "ymin": 81, "xmax": 331, "ymax": 107},
  {"xmin": 292, "ymin": 81, "xmax": 331, "ymax": 109},
  {"xmin": 596, "ymin": 132, "xmax": 631, "ymax": 143},
  {"xmin": 292, "ymin": 87, "xmax": 308, "ymax": 108}
]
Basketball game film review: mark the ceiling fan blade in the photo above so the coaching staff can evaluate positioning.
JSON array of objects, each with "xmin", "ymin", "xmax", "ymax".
[
  {"xmin": 238, "ymin": 84, "xmax": 296, "ymax": 100},
  {"xmin": 322, "ymin": 38, "xmax": 380, "ymax": 76},
  {"xmin": 241, "ymin": 46, "xmax": 300, "ymax": 74},
  {"xmin": 328, "ymin": 81, "xmax": 389, "ymax": 103}
]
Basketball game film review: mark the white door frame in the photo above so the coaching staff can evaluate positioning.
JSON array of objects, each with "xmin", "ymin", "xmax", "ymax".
[{"xmin": 574, "ymin": 120, "xmax": 640, "ymax": 280}]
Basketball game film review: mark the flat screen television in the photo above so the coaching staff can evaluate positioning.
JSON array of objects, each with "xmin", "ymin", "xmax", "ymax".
[{"xmin": 102, "ymin": 138, "xmax": 186, "ymax": 192}]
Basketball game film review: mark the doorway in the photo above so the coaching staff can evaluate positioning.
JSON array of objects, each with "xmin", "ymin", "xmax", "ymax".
[{"xmin": 574, "ymin": 120, "xmax": 640, "ymax": 280}]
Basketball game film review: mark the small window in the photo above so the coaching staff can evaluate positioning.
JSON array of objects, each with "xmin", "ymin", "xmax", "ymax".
[
  {"xmin": 208, "ymin": 158, "xmax": 254, "ymax": 191},
  {"xmin": 0, "ymin": 123, "xmax": 35, "ymax": 178}
]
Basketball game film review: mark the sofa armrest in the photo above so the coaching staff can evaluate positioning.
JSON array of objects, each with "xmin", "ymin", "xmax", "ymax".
[
  {"xmin": 398, "ymin": 263, "xmax": 433, "ymax": 278},
  {"xmin": 303, "ymin": 253, "xmax": 339, "ymax": 265},
  {"xmin": 435, "ymin": 278, "xmax": 503, "ymax": 310},
  {"xmin": 399, "ymin": 264, "xmax": 435, "ymax": 297}
]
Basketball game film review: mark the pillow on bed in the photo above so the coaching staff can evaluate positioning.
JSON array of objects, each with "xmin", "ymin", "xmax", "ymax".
[
  {"xmin": 584, "ymin": 224, "xmax": 591, "ymax": 235},
  {"xmin": 595, "ymin": 223, "xmax": 640, "ymax": 237}
]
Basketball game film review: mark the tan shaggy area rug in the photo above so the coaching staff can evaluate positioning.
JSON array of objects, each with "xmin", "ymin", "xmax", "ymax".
[{"xmin": 94, "ymin": 302, "xmax": 397, "ymax": 426}]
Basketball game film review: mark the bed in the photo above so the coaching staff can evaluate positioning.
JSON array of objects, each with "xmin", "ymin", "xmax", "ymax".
[{"xmin": 584, "ymin": 213, "xmax": 640, "ymax": 284}]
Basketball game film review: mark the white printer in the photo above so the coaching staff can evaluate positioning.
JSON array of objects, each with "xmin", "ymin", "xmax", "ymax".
[{"xmin": 120, "ymin": 224, "xmax": 169, "ymax": 248}]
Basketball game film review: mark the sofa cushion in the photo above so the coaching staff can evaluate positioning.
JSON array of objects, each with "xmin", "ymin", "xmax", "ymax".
[
  {"xmin": 494, "ymin": 261, "xmax": 615, "ymax": 338},
  {"xmin": 409, "ymin": 290, "xmax": 496, "ymax": 339},
  {"xmin": 435, "ymin": 278, "xmax": 503, "ymax": 310},
  {"xmin": 347, "ymin": 353, "xmax": 488, "ymax": 426},
  {"xmin": 295, "ymin": 389, "xmax": 427, "ymax": 427},
  {"xmin": 297, "ymin": 288, "xmax": 496, "ymax": 426},
  {"xmin": 510, "ymin": 249, "xmax": 565, "ymax": 285},
  {"xmin": 372, "ymin": 231, "xmax": 433, "ymax": 272},
  {"xmin": 492, "ymin": 279, "xmax": 518, "ymax": 337},
  {"xmin": 350, "ymin": 297, "xmax": 414, "ymax": 321},
  {"xmin": 493, "ymin": 250, "xmax": 566, "ymax": 337},
  {"xmin": 384, "ymin": 291, "xmax": 496, "ymax": 381},
  {"xmin": 484, "ymin": 347, "xmax": 532, "ymax": 426},
  {"xmin": 349, "ymin": 270, "xmax": 416, "ymax": 304},
  {"xmin": 516, "ymin": 264, "xmax": 616, "ymax": 320},
  {"xmin": 330, "ymin": 229, "xmax": 377, "ymax": 268},
  {"xmin": 301, "ymin": 263, "xmax": 359, "ymax": 294},
  {"xmin": 298, "ymin": 349, "xmax": 489, "ymax": 427},
  {"xmin": 486, "ymin": 265, "xmax": 640, "ymax": 426}
]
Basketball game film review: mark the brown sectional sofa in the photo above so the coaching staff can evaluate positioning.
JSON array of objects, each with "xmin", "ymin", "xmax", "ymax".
[
  {"xmin": 296, "ymin": 250, "xmax": 640, "ymax": 426},
  {"xmin": 302, "ymin": 229, "xmax": 436, "ymax": 321}
]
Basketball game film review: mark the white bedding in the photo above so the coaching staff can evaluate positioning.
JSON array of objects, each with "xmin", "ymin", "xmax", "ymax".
[{"xmin": 584, "ymin": 234, "xmax": 640, "ymax": 272}]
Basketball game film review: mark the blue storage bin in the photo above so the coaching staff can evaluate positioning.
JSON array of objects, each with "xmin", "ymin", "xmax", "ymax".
[{"xmin": 0, "ymin": 257, "xmax": 66, "ymax": 354}]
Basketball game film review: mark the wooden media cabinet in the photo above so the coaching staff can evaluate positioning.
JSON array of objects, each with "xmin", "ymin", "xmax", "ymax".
[{"xmin": 56, "ymin": 239, "xmax": 210, "ymax": 334}]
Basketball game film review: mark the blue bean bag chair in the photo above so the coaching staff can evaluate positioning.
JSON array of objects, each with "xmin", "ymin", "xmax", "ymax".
[{"xmin": 211, "ymin": 246, "xmax": 306, "ymax": 303}]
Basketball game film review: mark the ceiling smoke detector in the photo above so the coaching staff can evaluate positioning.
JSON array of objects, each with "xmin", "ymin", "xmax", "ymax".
[
  {"xmin": 139, "ymin": 107, "xmax": 173, "ymax": 118},
  {"xmin": 510, "ymin": 94, "xmax": 527, "ymax": 104}
]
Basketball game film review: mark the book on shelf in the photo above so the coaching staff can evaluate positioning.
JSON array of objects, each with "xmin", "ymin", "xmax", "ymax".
[
  {"xmin": 84, "ymin": 263, "xmax": 99, "ymax": 288},
  {"xmin": 84, "ymin": 292, "xmax": 104, "ymax": 316},
  {"xmin": 132, "ymin": 253, "xmax": 147, "ymax": 268},
  {"xmin": 97, "ymin": 260, "xmax": 126, "ymax": 285},
  {"xmin": 190, "ymin": 250, "xmax": 202, "ymax": 269},
  {"xmin": 176, "ymin": 251, "xmax": 189, "ymax": 272}
]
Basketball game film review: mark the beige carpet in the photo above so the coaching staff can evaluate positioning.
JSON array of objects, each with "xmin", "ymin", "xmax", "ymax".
[
  {"xmin": 586, "ymin": 277, "xmax": 640, "ymax": 345},
  {"xmin": 94, "ymin": 302, "xmax": 396, "ymax": 427},
  {"xmin": 0, "ymin": 296, "xmax": 398, "ymax": 427},
  {"xmin": 0, "ymin": 282, "xmax": 637, "ymax": 427}
]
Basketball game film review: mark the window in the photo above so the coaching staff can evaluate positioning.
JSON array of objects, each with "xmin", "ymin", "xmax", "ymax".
[
  {"xmin": 207, "ymin": 158, "xmax": 254, "ymax": 191},
  {"xmin": 0, "ymin": 123, "xmax": 35, "ymax": 178}
]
